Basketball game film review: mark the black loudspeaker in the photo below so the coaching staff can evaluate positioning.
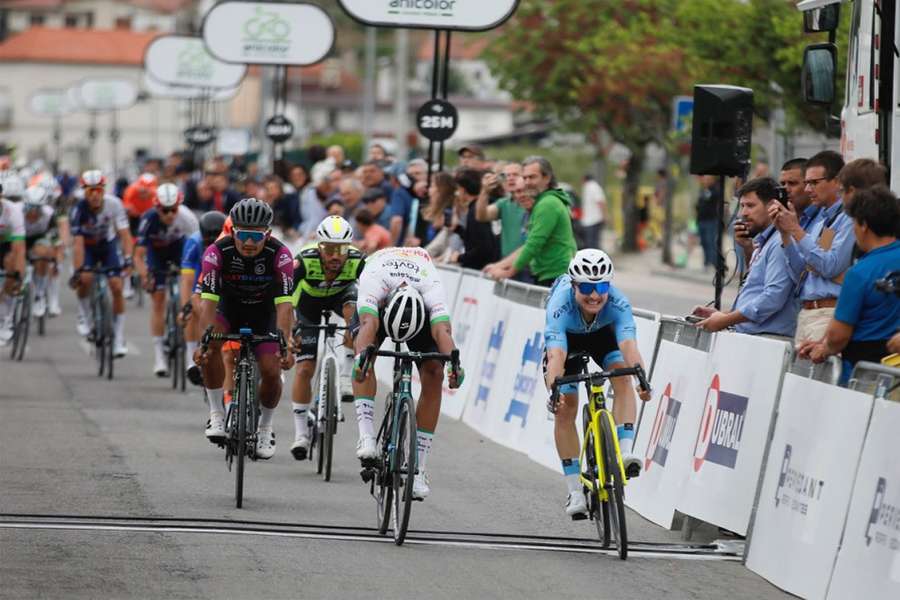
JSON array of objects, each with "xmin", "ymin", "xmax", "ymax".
[{"xmin": 689, "ymin": 85, "xmax": 754, "ymax": 177}]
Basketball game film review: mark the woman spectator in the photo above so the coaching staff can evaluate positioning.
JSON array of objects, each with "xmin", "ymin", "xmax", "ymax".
[
  {"xmin": 448, "ymin": 168, "xmax": 499, "ymax": 269},
  {"xmin": 419, "ymin": 172, "xmax": 456, "ymax": 247}
]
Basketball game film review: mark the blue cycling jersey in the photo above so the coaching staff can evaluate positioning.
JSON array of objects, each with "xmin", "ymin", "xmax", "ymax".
[
  {"xmin": 544, "ymin": 276, "xmax": 637, "ymax": 351},
  {"xmin": 181, "ymin": 231, "xmax": 203, "ymax": 289},
  {"xmin": 136, "ymin": 206, "xmax": 197, "ymax": 258}
]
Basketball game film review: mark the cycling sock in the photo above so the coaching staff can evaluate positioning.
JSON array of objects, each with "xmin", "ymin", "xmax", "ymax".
[
  {"xmin": 153, "ymin": 336, "xmax": 165, "ymax": 359},
  {"xmin": 207, "ymin": 388, "xmax": 224, "ymax": 418},
  {"xmin": 355, "ymin": 396, "xmax": 375, "ymax": 438},
  {"xmin": 33, "ymin": 274, "xmax": 47, "ymax": 296},
  {"xmin": 292, "ymin": 402, "xmax": 310, "ymax": 438},
  {"xmin": 617, "ymin": 423, "xmax": 635, "ymax": 456},
  {"xmin": 113, "ymin": 314, "xmax": 125, "ymax": 342},
  {"xmin": 78, "ymin": 296, "xmax": 91, "ymax": 319},
  {"xmin": 258, "ymin": 407, "xmax": 275, "ymax": 430},
  {"xmin": 185, "ymin": 341, "xmax": 198, "ymax": 364},
  {"xmin": 48, "ymin": 275, "xmax": 60, "ymax": 306},
  {"xmin": 562, "ymin": 458, "xmax": 581, "ymax": 494},
  {"xmin": 0, "ymin": 295, "xmax": 13, "ymax": 320},
  {"xmin": 416, "ymin": 429, "xmax": 433, "ymax": 473}
]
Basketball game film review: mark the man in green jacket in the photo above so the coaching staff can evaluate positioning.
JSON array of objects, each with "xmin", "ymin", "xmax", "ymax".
[{"xmin": 484, "ymin": 156, "xmax": 577, "ymax": 287}]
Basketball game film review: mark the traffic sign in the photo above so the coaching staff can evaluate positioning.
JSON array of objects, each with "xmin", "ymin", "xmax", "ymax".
[
  {"xmin": 264, "ymin": 115, "xmax": 294, "ymax": 143},
  {"xmin": 184, "ymin": 125, "xmax": 217, "ymax": 147},
  {"xmin": 672, "ymin": 95, "xmax": 694, "ymax": 134},
  {"xmin": 416, "ymin": 99, "xmax": 458, "ymax": 142}
]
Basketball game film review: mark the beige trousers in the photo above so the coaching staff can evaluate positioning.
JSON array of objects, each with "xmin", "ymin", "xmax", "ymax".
[{"xmin": 794, "ymin": 307, "xmax": 835, "ymax": 344}]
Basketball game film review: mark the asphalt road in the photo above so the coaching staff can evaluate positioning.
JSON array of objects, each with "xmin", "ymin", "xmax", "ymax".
[{"xmin": 1, "ymin": 282, "xmax": 781, "ymax": 600}]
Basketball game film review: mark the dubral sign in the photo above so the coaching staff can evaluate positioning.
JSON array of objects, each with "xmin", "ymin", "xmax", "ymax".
[
  {"xmin": 202, "ymin": 1, "xmax": 334, "ymax": 66},
  {"xmin": 339, "ymin": 0, "xmax": 519, "ymax": 31},
  {"xmin": 78, "ymin": 79, "xmax": 138, "ymax": 111},
  {"xmin": 145, "ymin": 35, "xmax": 246, "ymax": 88}
]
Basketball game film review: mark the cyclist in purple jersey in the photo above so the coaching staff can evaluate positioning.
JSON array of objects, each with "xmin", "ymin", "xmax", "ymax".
[{"xmin": 195, "ymin": 198, "xmax": 296, "ymax": 459}]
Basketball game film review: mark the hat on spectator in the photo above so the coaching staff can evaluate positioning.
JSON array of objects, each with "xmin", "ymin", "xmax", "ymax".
[{"xmin": 458, "ymin": 144, "xmax": 485, "ymax": 159}]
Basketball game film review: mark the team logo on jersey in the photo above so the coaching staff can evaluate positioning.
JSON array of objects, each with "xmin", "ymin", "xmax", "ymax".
[
  {"xmin": 204, "ymin": 252, "xmax": 219, "ymax": 266},
  {"xmin": 255, "ymin": 262, "xmax": 266, "ymax": 275},
  {"xmin": 277, "ymin": 253, "xmax": 292, "ymax": 268}
]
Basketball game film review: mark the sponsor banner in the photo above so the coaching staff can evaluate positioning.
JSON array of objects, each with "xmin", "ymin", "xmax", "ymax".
[
  {"xmin": 439, "ymin": 271, "xmax": 489, "ymax": 419},
  {"xmin": 461, "ymin": 294, "xmax": 513, "ymax": 437},
  {"xmin": 203, "ymin": 2, "xmax": 334, "ymax": 66},
  {"xmin": 435, "ymin": 265, "xmax": 463, "ymax": 314},
  {"xmin": 828, "ymin": 397, "xmax": 900, "ymax": 600},
  {"xmin": 339, "ymin": 0, "xmax": 519, "ymax": 31},
  {"xmin": 746, "ymin": 374, "xmax": 873, "ymax": 599},
  {"xmin": 145, "ymin": 35, "xmax": 246, "ymax": 89},
  {"xmin": 78, "ymin": 78, "xmax": 138, "ymax": 111},
  {"xmin": 677, "ymin": 332, "xmax": 791, "ymax": 535},
  {"xmin": 626, "ymin": 340, "xmax": 710, "ymax": 527}
]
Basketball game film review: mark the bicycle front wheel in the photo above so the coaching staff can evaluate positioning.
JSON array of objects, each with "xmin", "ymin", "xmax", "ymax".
[
  {"xmin": 392, "ymin": 394, "xmax": 417, "ymax": 546},
  {"xmin": 235, "ymin": 366, "xmax": 250, "ymax": 509},
  {"xmin": 375, "ymin": 403, "xmax": 392, "ymax": 534},
  {"xmin": 15, "ymin": 287, "xmax": 31, "ymax": 361},
  {"xmin": 322, "ymin": 358, "xmax": 337, "ymax": 482},
  {"xmin": 583, "ymin": 405, "xmax": 609, "ymax": 548},
  {"xmin": 600, "ymin": 412, "xmax": 628, "ymax": 560},
  {"xmin": 103, "ymin": 298, "xmax": 114, "ymax": 381}
]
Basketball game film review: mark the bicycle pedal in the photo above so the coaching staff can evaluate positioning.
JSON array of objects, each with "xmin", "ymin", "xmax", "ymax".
[
  {"xmin": 571, "ymin": 512, "xmax": 589, "ymax": 521},
  {"xmin": 360, "ymin": 468, "xmax": 374, "ymax": 483}
]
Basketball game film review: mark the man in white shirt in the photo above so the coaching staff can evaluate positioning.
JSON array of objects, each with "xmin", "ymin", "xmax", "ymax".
[{"xmin": 580, "ymin": 174, "xmax": 607, "ymax": 250}]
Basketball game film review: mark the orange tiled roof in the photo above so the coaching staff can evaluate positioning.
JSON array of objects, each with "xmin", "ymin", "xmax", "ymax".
[{"xmin": 0, "ymin": 26, "xmax": 161, "ymax": 65}]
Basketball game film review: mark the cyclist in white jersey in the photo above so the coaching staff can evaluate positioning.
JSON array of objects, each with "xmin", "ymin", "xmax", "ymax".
[
  {"xmin": 350, "ymin": 246, "xmax": 464, "ymax": 500},
  {"xmin": 0, "ymin": 197, "xmax": 26, "ymax": 343},
  {"xmin": 22, "ymin": 186, "xmax": 64, "ymax": 319}
]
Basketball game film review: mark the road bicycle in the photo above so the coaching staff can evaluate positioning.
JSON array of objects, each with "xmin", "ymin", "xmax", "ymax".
[
  {"xmin": 201, "ymin": 326, "xmax": 286, "ymax": 509},
  {"xmin": 29, "ymin": 256, "xmax": 55, "ymax": 337},
  {"xmin": 159, "ymin": 265, "xmax": 187, "ymax": 391},
  {"xmin": 294, "ymin": 312, "xmax": 348, "ymax": 482},
  {"xmin": 79, "ymin": 265, "xmax": 120, "ymax": 380},
  {"xmin": 549, "ymin": 354, "xmax": 650, "ymax": 560},
  {"xmin": 358, "ymin": 343, "xmax": 460, "ymax": 546},
  {"xmin": 1, "ymin": 268, "xmax": 30, "ymax": 361}
]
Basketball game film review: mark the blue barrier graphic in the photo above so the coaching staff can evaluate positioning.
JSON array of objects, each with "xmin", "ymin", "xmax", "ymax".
[
  {"xmin": 475, "ymin": 319, "xmax": 505, "ymax": 407},
  {"xmin": 504, "ymin": 331, "xmax": 543, "ymax": 427}
]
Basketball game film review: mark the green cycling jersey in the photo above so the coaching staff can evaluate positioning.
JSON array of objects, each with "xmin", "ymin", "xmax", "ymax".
[{"xmin": 290, "ymin": 242, "xmax": 365, "ymax": 305}]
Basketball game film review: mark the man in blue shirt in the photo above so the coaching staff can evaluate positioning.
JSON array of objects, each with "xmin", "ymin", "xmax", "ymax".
[
  {"xmin": 769, "ymin": 151, "xmax": 853, "ymax": 344},
  {"xmin": 777, "ymin": 158, "xmax": 819, "ymax": 234},
  {"xmin": 799, "ymin": 186, "xmax": 900, "ymax": 381},
  {"xmin": 696, "ymin": 178, "xmax": 796, "ymax": 336}
]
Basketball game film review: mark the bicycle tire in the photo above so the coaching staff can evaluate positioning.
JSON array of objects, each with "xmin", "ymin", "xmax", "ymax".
[
  {"xmin": 104, "ymin": 305, "xmax": 114, "ymax": 381},
  {"xmin": 583, "ymin": 404, "xmax": 610, "ymax": 549},
  {"xmin": 94, "ymin": 290, "xmax": 105, "ymax": 377},
  {"xmin": 392, "ymin": 394, "xmax": 416, "ymax": 546},
  {"xmin": 375, "ymin": 404, "xmax": 393, "ymax": 535},
  {"xmin": 15, "ymin": 286, "xmax": 31, "ymax": 361},
  {"xmin": 8, "ymin": 295, "xmax": 20, "ymax": 360},
  {"xmin": 322, "ymin": 358, "xmax": 337, "ymax": 482},
  {"xmin": 600, "ymin": 412, "xmax": 628, "ymax": 560},
  {"xmin": 37, "ymin": 292, "xmax": 45, "ymax": 336},
  {"xmin": 235, "ymin": 364, "xmax": 250, "ymax": 509}
]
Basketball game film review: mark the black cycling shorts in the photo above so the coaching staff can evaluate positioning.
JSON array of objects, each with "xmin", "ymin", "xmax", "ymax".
[
  {"xmin": 215, "ymin": 299, "xmax": 280, "ymax": 357},
  {"xmin": 293, "ymin": 287, "xmax": 357, "ymax": 363},
  {"xmin": 542, "ymin": 325, "xmax": 623, "ymax": 394}
]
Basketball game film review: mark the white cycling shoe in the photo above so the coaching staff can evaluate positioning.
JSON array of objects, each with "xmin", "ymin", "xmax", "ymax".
[
  {"xmin": 33, "ymin": 297, "xmax": 47, "ymax": 318},
  {"xmin": 153, "ymin": 354, "xmax": 168, "ymax": 377},
  {"xmin": 48, "ymin": 300, "xmax": 62, "ymax": 317},
  {"xmin": 622, "ymin": 452, "xmax": 642, "ymax": 479},
  {"xmin": 291, "ymin": 433, "xmax": 310, "ymax": 461},
  {"xmin": 412, "ymin": 472, "xmax": 430, "ymax": 501},
  {"xmin": 565, "ymin": 491, "xmax": 589, "ymax": 520},
  {"xmin": 113, "ymin": 338, "xmax": 128, "ymax": 358},
  {"xmin": 356, "ymin": 434, "xmax": 378, "ymax": 463},
  {"xmin": 76, "ymin": 315, "xmax": 92, "ymax": 337},
  {"xmin": 256, "ymin": 428, "xmax": 276, "ymax": 460},
  {"xmin": 205, "ymin": 414, "xmax": 226, "ymax": 443}
]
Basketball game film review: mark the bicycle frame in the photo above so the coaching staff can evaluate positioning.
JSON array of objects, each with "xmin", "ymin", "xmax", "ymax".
[{"xmin": 579, "ymin": 383, "xmax": 627, "ymax": 500}]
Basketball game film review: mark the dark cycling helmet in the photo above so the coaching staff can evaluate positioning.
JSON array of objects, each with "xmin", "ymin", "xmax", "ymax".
[
  {"xmin": 199, "ymin": 210, "xmax": 227, "ymax": 242},
  {"xmin": 383, "ymin": 284, "xmax": 426, "ymax": 342},
  {"xmin": 229, "ymin": 197, "xmax": 272, "ymax": 228}
]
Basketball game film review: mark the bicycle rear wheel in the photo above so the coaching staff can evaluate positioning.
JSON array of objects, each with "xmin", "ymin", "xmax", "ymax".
[
  {"xmin": 15, "ymin": 287, "xmax": 31, "ymax": 361},
  {"xmin": 375, "ymin": 405, "xmax": 393, "ymax": 535},
  {"xmin": 392, "ymin": 394, "xmax": 417, "ymax": 546},
  {"xmin": 103, "ymin": 297, "xmax": 114, "ymax": 381},
  {"xmin": 322, "ymin": 358, "xmax": 337, "ymax": 482},
  {"xmin": 94, "ymin": 293, "xmax": 106, "ymax": 376},
  {"xmin": 600, "ymin": 412, "xmax": 628, "ymax": 560},
  {"xmin": 583, "ymin": 405, "xmax": 610, "ymax": 548},
  {"xmin": 235, "ymin": 365, "xmax": 250, "ymax": 509}
]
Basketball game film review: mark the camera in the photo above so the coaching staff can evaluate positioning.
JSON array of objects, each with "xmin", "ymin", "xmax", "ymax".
[
  {"xmin": 875, "ymin": 270, "xmax": 900, "ymax": 297},
  {"xmin": 775, "ymin": 185, "xmax": 789, "ymax": 206}
]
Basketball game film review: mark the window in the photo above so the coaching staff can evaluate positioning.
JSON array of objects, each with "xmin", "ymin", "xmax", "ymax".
[
  {"xmin": 29, "ymin": 13, "xmax": 45, "ymax": 26},
  {"xmin": 64, "ymin": 14, "xmax": 79, "ymax": 28},
  {"xmin": 115, "ymin": 16, "xmax": 131, "ymax": 30}
]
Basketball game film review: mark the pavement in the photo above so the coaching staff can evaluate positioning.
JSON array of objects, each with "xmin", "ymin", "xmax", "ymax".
[{"xmin": 0, "ymin": 285, "xmax": 786, "ymax": 600}]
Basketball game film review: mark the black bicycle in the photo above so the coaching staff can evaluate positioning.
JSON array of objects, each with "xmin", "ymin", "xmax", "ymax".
[
  {"xmin": 73, "ymin": 265, "xmax": 118, "ymax": 379},
  {"xmin": 159, "ymin": 265, "xmax": 187, "ymax": 391},
  {"xmin": 358, "ymin": 343, "xmax": 460, "ymax": 545},
  {"xmin": 201, "ymin": 326, "xmax": 286, "ymax": 509},
  {"xmin": 1, "ymin": 269, "xmax": 29, "ymax": 361}
]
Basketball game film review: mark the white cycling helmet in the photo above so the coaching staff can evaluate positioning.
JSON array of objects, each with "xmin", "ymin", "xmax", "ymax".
[
  {"xmin": 155, "ymin": 183, "xmax": 181, "ymax": 208},
  {"xmin": 80, "ymin": 169, "xmax": 106, "ymax": 188},
  {"xmin": 316, "ymin": 215, "xmax": 353, "ymax": 244},
  {"xmin": 568, "ymin": 249, "xmax": 614, "ymax": 283},
  {"xmin": 383, "ymin": 284, "xmax": 426, "ymax": 343},
  {"xmin": 1, "ymin": 173, "xmax": 25, "ymax": 200},
  {"xmin": 24, "ymin": 186, "xmax": 49, "ymax": 208}
]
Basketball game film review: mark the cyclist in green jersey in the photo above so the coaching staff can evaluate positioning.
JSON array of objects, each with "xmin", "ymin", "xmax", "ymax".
[{"xmin": 289, "ymin": 215, "xmax": 365, "ymax": 459}]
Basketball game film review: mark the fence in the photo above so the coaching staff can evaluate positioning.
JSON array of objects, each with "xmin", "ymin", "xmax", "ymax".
[{"xmin": 432, "ymin": 264, "xmax": 899, "ymax": 600}]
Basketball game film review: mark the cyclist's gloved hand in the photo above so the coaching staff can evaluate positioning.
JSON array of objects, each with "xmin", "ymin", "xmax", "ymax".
[{"xmin": 446, "ymin": 364, "xmax": 465, "ymax": 389}]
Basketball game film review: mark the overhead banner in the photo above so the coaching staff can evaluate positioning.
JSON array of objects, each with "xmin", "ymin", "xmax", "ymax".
[
  {"xmin": 626, "ymin": 340, "xmax": 710, "ymax": 527},
  {"xmin": 28, "ymin": 89, "xmax": 70, "ymax": 117},
  {"xmin": 746, "ymin": 375, "xmax": 873, "ymax": 599},
  {"xmin": 677, "ymin": 333, "xmax": 791, "ymax": 535},
  {"xmin": 78, "ymin": 79, "xmax": 138, "ymax": 112},
  {"xmin": 142, "ymin": 73, "xmax": 238, "ymax": 101},
  {"xmin": 144, "ymin": 35, "xmax": 246, "ymax": 89},
  {"xmin": 828, "ymin": 397, "xmax": 900, "ymax": 600},
  {"xmin": 203, "ymin": 1, "xmax": 334, "ymax": 65},
  {"xmin": 339, "ymin": 0, "xmax": 519, "ymax": 31}
]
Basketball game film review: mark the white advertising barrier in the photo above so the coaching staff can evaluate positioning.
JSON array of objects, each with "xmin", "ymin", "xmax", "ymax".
[
  {"xmin": 78, "ymin": 78, "xmax": 138, "ymax": 111},
  {"xmin": 525, "ymin": 313, "xmax": 662, "ymax": 473},
  {"xmin": 625, "ymin": 339, "xmax": 711, "ymax": 527},
  {"xmin": 828, "ymin": 397, "xmax": 900, "ymax": 600},
  {"xmin": 145, "ymin": 35, "xmax": 246, "ymax": 89},
  {"xmin": 435, "ymin": 265, "xmax": 463, "ymax": 313},
  {"xmin": 339, "ymin": 0, "xmax": 519, "ymax": 31},
  {"xmin": 203, "ymin": 2, "xmax": 334, "ymax": 66},
  {"xmin": 746, "ymin": 375, "xmax": 874, "ymax": 600},
  {"xmin": 677, "ymin": 332, "xmax": 791, "ymax": 535}
]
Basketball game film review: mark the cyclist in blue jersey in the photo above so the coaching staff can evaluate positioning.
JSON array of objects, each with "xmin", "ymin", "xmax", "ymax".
[
  {"xmin": 543, "ymin": 249, "xmax": 651, "ymax": 519},
  {"xmin": 134, "ymin": 183, "xmax": 199, "ymax": 376},
  {"xmin": 179, "ymin": 211, "xmax": 227, "ymax": 385}
]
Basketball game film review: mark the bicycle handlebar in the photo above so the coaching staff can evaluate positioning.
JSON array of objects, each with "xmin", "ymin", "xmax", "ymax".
[
  {"xmin": 200, "ymin": 325, "xmax": 286, "ymax": 355},
  {"xmin": 357, "ymin": 344, "xmax": 460, "ymax": 379},
  {"xmin": 549, "ymin": 364, "xmax": 651, "ymax": 404}
]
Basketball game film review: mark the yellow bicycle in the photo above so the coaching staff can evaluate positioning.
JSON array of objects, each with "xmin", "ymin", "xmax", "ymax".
[{"xmin": 550, "ymin": 354, "xmax": 649, "ymax": 560}]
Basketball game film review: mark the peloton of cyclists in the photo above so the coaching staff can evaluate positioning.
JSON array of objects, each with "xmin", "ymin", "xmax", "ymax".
[
  {"xmin": 289, "ymin": 215, "xmax": 365, "ymax": 460},
  {"xmin": 134, "ymin": 183, "xmax": 199, "ymax": 377},
  {"xmin": 0, "ymin": 184, "xmax": 26, "ymax": 344},
  {"xmin": 21, "ymin": 185, "xmax": 65, "ymax": 319},
  {"xmin": 542, "ymin": 249, "xmax": 651, "ymax": 519},
  {"xmin": 69, "ymin": 170, "xmax": 134, "ymax": 357}
]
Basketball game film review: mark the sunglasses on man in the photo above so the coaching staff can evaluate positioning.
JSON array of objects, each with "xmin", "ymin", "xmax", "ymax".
[
  {"xmin": 234, "ymin": 229, "xmax": 267, "ymax": 243},
  {"xmin": 158, "ymin": 206, "xmax": 178, "ymax": 215},
  {"xmin": 575, "ymin": 281, "xmax": 610, "ymax": 295}
]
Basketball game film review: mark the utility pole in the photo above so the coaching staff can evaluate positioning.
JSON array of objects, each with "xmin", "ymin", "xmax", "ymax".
[
  {"xmin": 257, "ymin": 65, "xmax": 274, "ymax": 176},
  {"xmin": 393, "ymin": 29, "xmax": 409, "ymax": 160},
  {"xmin": 362, "ymin": 27, "xmax": 376, "ymax": 159}
]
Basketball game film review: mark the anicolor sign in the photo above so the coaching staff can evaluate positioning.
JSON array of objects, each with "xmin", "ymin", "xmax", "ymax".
[
  {"xmin": 692, "ymin": 375, "xmax": 748, "ymax": 472},
  {"xmin": 339, "ymin": 0, "xmax": 519, "ymax": 31},
  {"xmin": 144, "ymin": 35, "xmax": 246, "ymax": 89},
  {"xmin": 203, "ymin": 2, "xmax": 334, "ymax": 66}
]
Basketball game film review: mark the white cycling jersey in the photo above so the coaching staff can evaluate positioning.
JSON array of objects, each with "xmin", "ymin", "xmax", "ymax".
[
  {"xmin": 0, "ymin": 198, "xmax": 26, "ymax": 243},
  {"xmin": 24, "ymin": 205, "xmax": 56, "ymax": 239},
  {"xmin": 357, "ymin": 246, "xmax": 450, "ymax": 324},
  {"xmin": 70, "ymin": 195, "xmax": 129, "ymax": 245}
]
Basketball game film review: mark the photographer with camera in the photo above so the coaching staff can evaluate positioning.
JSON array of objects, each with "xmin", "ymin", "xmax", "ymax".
[
  {"xmin": 798, "ymin": 186, "xmax": 900, "ymax": 379},
  {"xmin": 474, "ymin": 162, "xmax": 530, "ymax": 259},
  {"xmin": 694, "ymin": 178, "xmax": 796, "ymax": 336}
]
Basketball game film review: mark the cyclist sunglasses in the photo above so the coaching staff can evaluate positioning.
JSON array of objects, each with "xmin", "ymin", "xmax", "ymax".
[
  {"xmin": 158, "ymin": 206, "xmax": 177, "ymax": 215},
  {"xmin": 234, "ymin": 229, "xmax": 267, "ymax": 243},
  {"xmin": 319, "ymin": 242, "xmax": 350, "ymax": 256},
  {"xmin": 576, "ymin": 281, "xmax": 610, "ymax": 295}
]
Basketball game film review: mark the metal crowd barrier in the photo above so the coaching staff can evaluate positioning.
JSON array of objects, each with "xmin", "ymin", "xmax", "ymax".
[
  {"xmin": 493, "ymin": 277, "xmax": 550, "ymax": 307},
  {"xmin": 787, "ymin": 355, "xmax": 842, "ymax": 386},
  {"xmin": 848, "ymin": 361, "xmax": 900, "ymax": 401}
]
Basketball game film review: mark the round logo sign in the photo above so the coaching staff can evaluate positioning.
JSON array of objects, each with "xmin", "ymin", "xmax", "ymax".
[
  {"xmin": 416, "ymin": 99, "xmax": 458, "ymax": 142},
  {"xmin": 264, "ymin": 115, "xmax": 294, "ymax": 143},
  {"xmin": 184, "ymin": 125, "xmax": 217, "ymax": 147}
]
